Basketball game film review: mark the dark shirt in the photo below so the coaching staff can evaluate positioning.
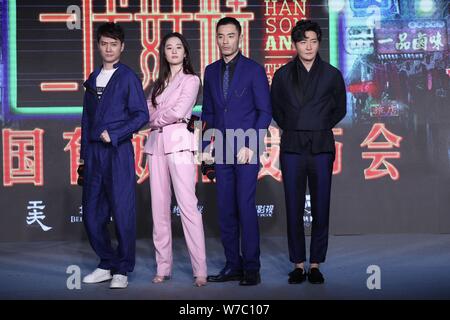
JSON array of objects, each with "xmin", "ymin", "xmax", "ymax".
[
  {"xmin": 221, "ymin": 51, "xmax": 241, "ymax": 91},
  {"xmin": 296, "ymin": 56, "xmax": 316, "ymax": 105},
  {"xmin": 282, "ymin": 56, "xmax": 334, "ymax": 154}
]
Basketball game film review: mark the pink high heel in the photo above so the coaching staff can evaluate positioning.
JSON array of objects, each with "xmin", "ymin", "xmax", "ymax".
[
  {"xmin": 152, "ymin": 275, "xmax": 170, "ymax": 284},
  {"xmin": 194, "ymin": 276, "xmax": 207, "ymax": 287}
]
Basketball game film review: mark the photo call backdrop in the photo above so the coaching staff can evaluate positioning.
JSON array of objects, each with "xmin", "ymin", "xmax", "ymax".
[{"xmin": 0, "ymin": 0, "xmax": 449, "ymax": 242}]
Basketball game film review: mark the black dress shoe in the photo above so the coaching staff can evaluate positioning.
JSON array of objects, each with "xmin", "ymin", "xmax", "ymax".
[
  {"xmin": 207, "ymin": 269, "xmax": 243, "ymax": 282},
  {"xmin": 288, "ymin": 268, "xmax": 306, "ymax": 284},
  {"xmin": 308, "ymin": 268, "xmax": 325, "ymax": 284},
  {"xmin": 239, "ymin": 271, "xmax": 261, "ymax": 286}
]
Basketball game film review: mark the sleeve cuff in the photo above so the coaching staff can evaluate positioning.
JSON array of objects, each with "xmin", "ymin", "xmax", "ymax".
[{"xmin": 109, "ymin": 132, "xmax": 118, "ymax": 147}]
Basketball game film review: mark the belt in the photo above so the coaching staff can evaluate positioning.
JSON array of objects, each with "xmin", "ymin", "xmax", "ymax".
[{"xmin": 150, "ymin": 118, "xmax": 188, "ymax": 132}]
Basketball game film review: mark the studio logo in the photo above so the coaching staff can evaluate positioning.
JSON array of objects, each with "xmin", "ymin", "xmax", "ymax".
[
  {"xmin": 172, "ymin": 205, "xmax": 204, "ymax": 216},
  {"xmin": 70, "ymin": 206, "xmax": 83, "ymax": 223},
  {"xmin": 257, "ymin": 205, "xmax": 274, "ymax": 218},
  {"xmin": 26, "ymin": 200, "xmax": 52, "ymax": 231},
  {"xmin": 303, "ymin": 195, "xmax": 312, "ymax": 227}
]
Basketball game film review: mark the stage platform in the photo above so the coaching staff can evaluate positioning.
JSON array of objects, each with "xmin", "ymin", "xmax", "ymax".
[{"xmin": 1, "ymin": 235, "xmax": 449, "ymax": 300}]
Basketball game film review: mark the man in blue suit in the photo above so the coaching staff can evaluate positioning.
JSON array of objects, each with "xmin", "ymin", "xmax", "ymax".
[
  {"xmin": 80, "ymin": 23, "xmax": 149, "ymax": 289},
  {"xmin": 202, "ymin": 17, "xmax": 272, "ymax": 286}
]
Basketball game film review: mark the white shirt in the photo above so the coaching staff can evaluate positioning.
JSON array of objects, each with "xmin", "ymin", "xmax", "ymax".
[{"xmin": 96, "ymin": 68, "xmax": 117, "ymax": 99}]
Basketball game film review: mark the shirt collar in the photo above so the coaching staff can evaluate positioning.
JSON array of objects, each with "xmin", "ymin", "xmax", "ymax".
[
  {"xmin": 222, "ymin": 51, "xmax": 241, "ymax": 67},
  {"xmin": 296, "ymin": 54, "xmax": 321, "ymax": 73},
  {"xmin": 99, "ymin": 61, "xmax": 121, "ymax": 70}
]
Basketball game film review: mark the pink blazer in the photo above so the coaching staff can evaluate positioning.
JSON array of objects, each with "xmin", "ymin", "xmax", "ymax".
[{"xmin": 144, "ymin": 72, "xmax": 200, "ymax": 155}]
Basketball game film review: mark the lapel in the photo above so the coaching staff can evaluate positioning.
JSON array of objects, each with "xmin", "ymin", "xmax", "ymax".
[
  {"xmin": 83, "ymin": 68, "xmax": 101, "ymax": 116},
  {"xmin": 303, "ymin": 55, "xmax": 322, "ymax": 104},
  {"xmin": 225, "ymin": 55, "xmax": 243, "ymax": 102},
  {"xmin": 290, "ymin": 61, "xmax": 302, "ymax": 108},
  {"xmin": 290, "ymin": 55, "xmax": 323, "ymax": 109},
  {"xmin": 160, "ymin": 71, "xmax": 184, "ymax": 105},
  {"xmin": 93, "ymin": 63, "xmax": 123, "ymax": 126},
  {"xmin": 216, "ymin": 61, "xmax": 226, "ymax": 106},
  {"xmin": 83, "ymin": 67, "xmax": 100, "ymax": 96},
  {"xmin": 216, "ymin": 53, "xmax": 244, "ymax": 105}
]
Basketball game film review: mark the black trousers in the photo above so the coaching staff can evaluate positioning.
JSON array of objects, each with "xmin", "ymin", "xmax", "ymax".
[{"xmin": 280, "ymin": 151, "xmax": 334, "ymax": 263}]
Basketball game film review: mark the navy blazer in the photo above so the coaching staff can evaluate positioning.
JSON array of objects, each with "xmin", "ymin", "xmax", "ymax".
[
  {"xmin": 270, "ymin": 55, "xmax": 347, "ymax": 154},
  {"xmin": 201, "ymin": 54, "xmax": 272, "ymax": 153},
  {"xmin": 81, "ymin": 63, "xmax": 149, "ymax": 160},
  {"xmin": 271, "ymin": 55, "xmax": 346, "ymax": 131}
]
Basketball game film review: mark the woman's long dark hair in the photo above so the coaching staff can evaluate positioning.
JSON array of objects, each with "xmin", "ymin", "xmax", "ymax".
[{"xmin": 151, "ymin": 32, "xmax": 196, "ymax": 108}]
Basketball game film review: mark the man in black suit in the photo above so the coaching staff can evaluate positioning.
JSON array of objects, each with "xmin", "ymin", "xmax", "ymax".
[{"xmin": 271, "ymin": 20, "xmax": 346, "ymax": 284}]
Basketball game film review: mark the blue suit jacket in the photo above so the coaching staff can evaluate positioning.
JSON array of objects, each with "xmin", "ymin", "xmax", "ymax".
[
  {"xmin": 201, "ymin": 54, "xmax": 272, "ymax": 155},
  {"xmin": 80, "ymin": 63, "xmax": 149, "ymax": 160}
]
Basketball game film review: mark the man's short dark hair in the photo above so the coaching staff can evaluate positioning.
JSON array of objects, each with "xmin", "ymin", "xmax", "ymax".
[
  {"xmin": 216, "ymin": 17, "xmax": 241, "ymax": 35},
  {"xmin": 96, "ymin": 22, "xmax": 125, "ymax": 43},
  {"xmin": 291, "ymin": 20, "xmax": 322, "ymax": 43}
]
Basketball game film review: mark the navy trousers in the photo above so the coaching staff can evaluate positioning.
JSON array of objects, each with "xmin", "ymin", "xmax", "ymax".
[
  {"xmin": 82, "ymin": 141, "xmax": 136, "ymax": 275},
  {"xmin": 215, "ymin": 163, "xmax": 260, "ymax": 272},
  {"xmin": 280, "ymin": 151, "xmax": 334, "ymax": 264}
]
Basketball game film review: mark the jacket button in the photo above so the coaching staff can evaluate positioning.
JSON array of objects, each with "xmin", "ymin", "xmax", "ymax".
[{"xmin": 224, "ymin": 108, "xmax": 227, "ymax": 112}]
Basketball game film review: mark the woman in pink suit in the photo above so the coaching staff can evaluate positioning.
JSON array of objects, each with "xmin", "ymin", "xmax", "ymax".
[{"xmin": 144, "ymin": 32, "xmax": 207, "ymax": 287}]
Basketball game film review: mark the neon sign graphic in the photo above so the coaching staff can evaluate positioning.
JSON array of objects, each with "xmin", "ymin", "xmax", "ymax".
[{"xmin": 6, "ymin": 0, "xmax": 254, "ymax": 117}]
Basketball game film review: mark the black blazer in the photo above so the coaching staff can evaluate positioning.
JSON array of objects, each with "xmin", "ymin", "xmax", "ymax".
[{"xmin": 270, "ymin": 55, "xmax": 346, "ymax": 153}]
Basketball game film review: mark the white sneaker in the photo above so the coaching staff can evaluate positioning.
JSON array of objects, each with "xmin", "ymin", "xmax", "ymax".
[
  {"xmin": 110, "ymin": 274, "xmax": 128, "ymax": 289},
  {"xmin": 82, "ymin": 268, "xmax": 112, "ymax": 284}
]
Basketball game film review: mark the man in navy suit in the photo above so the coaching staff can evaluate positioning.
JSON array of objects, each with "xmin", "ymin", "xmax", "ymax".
[
  {"xmin": 271, "ymin": 20, "xmax": 346, "ymax": 284},
  {"xmin": 202, "ymin": 17, "xmax": 272, "ymax": 286},
  {"xmin": 80, "ymin": 23, "xmax": 149, "ymax": 289}
]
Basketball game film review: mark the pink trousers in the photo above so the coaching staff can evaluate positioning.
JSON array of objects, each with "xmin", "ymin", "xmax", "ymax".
[{"xmin": 148, "ymin": 149, "xmax": 207, "ymax": 278}]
